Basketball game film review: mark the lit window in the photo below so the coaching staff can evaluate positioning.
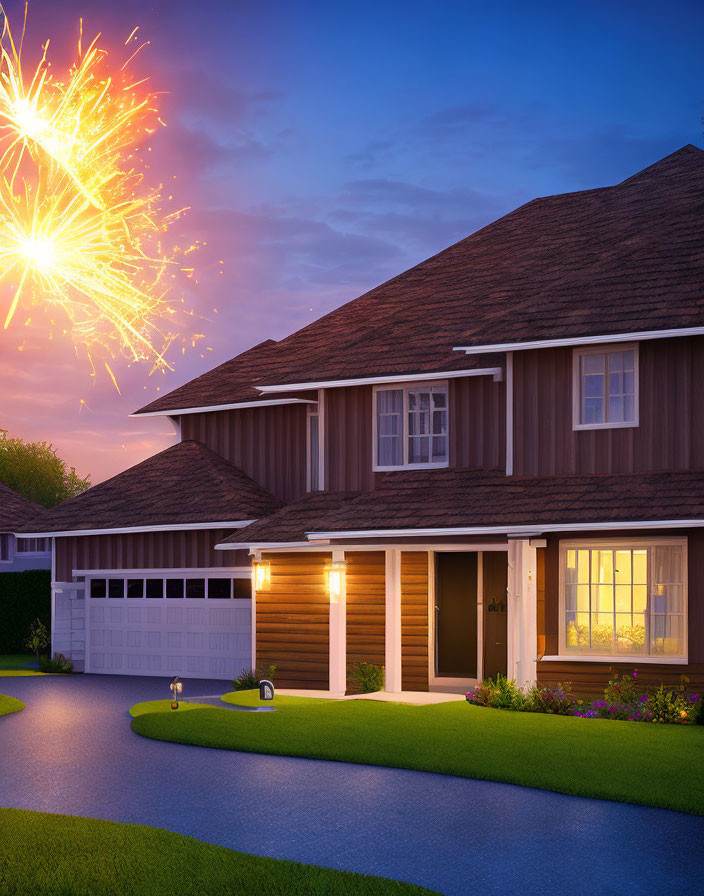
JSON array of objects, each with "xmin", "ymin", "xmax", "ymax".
[
  {"xmin": 374, "ymin": 383, "xmax": 448, "ymax": 469},
  {"xmin": 561, "ymin": 541, "xmax": 686, "ymax": 658},
  {"xmin": 574, "ymin": 346, "xmax": 637, "ymax": 428}
]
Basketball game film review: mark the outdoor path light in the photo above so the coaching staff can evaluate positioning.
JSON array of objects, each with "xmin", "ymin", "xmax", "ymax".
[{"xmin": 170, "ymin": 675, "xmax": 183, "ymax": 709}]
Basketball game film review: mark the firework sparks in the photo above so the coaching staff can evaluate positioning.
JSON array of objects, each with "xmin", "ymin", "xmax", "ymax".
[{"xmin": 0, "ymin": 4, "xmax": 193, "ymax": 379}]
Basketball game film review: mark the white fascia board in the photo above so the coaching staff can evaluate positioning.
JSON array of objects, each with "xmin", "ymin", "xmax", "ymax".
[
  {"xmin": 256, "ymin": 367, "xmax": 503, "ymax": 393},
  {"xmin": 454, "ymin": 326, "xmax": 704, "ymax": 355},
  {"xmin": 130, "ymin": 398, "xmax": 317, "ymax": 419},
  {"xmin": 215, "ymin": 540, "xmax": 313, "ymax": 551},
  {"xmin": 19, "ymin": 520, "xmax": 256, "ymax": 538},
  {"xmin": 305, "ymin": 519, "xmax": 704, "ymax": 540}
]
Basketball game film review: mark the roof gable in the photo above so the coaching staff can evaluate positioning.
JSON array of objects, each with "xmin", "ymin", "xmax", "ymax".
[{"xmin": 0, "ymin": 481, "xmax": 44, "ymax": 532}]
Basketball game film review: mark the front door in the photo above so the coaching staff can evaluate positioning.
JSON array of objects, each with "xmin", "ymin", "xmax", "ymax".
[
  {"xmin": 482, "ymin": 552, "xmax": 508, "ymax": 679},
  {"xmin": 435, "ymin": 552, "xmax": 477, "ymax": 677}
]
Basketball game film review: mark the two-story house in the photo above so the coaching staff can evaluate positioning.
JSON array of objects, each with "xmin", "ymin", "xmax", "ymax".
[
  {"xmin": 22, "ymin": 145, "xmax": 704, "ymax": 695},
  {"xmin": 1, "ymin": 481, "xmax": 51, "ymax": 572}
]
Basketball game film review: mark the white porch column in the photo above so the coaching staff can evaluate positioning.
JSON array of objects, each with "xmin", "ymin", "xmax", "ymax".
[
  {"xmin": 385, "ymin": 549, "xmax": 402, "ymax": 692},
  {"xmin": 507, "ymin": 538, "xmax": 538, "ymax": 689},
  {"xmin": 328, "ymin": 549, "xmax": 347, "ymax": 694}
]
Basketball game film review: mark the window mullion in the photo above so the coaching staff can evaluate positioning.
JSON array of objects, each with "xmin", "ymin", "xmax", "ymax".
[{"xmin": 403, "ymin": 388, "xmax": 409, "ymax": 467}]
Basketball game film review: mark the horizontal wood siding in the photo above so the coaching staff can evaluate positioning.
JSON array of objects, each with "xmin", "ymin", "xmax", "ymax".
[
  {"xmin": 514, "ymin": 337, "xmax": 704, "ymax": 475},
  {"xmin": 450, "ymin": 375, "xmax": 505, "ymax": 471},
  {"xmin": 256, "ymin": 552, "xmax": 330, "ymax": 689},
  {"xmin": 55, "ymin": 532, "xmax": 249, "ymax": 581},
  {"xmin": 345, "ymin": 551, "xmax": 385, "ymax": 692},
  {"xmin": 180, "ymin": 405, "xmax": 307, "ymax": 501},
  {"xmin": 401, "ymin": 551, "xmax": 429, "ymax": 691},
  {"xmin": 537, "ymin": 528, "xmax": 704, "ymax": 696},
  {"xmin": 325, "ymin": 386, "xmax": 375, "ymax": 492}
]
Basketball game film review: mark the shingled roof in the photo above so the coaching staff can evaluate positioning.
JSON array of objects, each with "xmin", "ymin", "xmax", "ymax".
[
  {"xmin": 137, "ymin": 145, "xmax": 704, "ymax": 414},
  {"xmin": 20, "ymin": 441, "xmax": 282, "ymax": 535},
  {"xmin": 221, "ymin": 469, "xmax": 704, "ymax": 544},
  {"xmin": 0, "ymin": 481, "xmax": 44, "ymax": 532}
]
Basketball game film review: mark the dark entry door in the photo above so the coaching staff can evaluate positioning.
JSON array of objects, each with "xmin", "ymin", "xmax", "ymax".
[
  {"xmin": 435, "ymin": 552, "xmax": 477, "ymax": 677},
  {"xmin": 483, "ymin": 552, "xmax": 508, "ymax": 680}
]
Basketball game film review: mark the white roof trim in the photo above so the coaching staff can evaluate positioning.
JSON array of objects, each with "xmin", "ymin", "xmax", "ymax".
[
  {"xmin": 215, "ymin": 540, "xmax": 314, "ymax": 550},
  {"xmin": 131, "ymin": 398, "xmax": 317, "ymax": 418},
  {"xmin": 305, "ymin": 519, "xmax": 704, "ymax": 540},
  {"xmin": 453, "ymin": 326, "xmax": 704, "ymax": 355},
  {"xmin": 256, "ymin": 367, "xmax": 503, "ymax": 393},
  {"xmin": 18, "ymin": 520, "xmax": 256, "ymax": 539}
]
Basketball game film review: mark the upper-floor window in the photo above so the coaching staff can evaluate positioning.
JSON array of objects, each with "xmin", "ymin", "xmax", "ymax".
[
  {"xmin": 573, "ymin": 345, "xmax": 638, "ymax": 430},
  {"xmin": 16, "ymin": 537, "xmax": 51, "ymax": 553},
  {"xmin": 373, "ymin": 382, "xmax": 449, "ymax": 470},
  {"xmin": 559, "ymin": 539, "xmax": 686, "ymax": 660},
  {"xmin": 307, "ymin": 405, "xmax": 321, "ymax": 491}
]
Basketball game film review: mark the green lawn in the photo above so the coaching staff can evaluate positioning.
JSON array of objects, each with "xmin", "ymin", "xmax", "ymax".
[
  {"xmin": 131, "ymin": 690, "xmax": 704, "ymax": 816},
  {"xmin": 0, "ymin": 808, "xmax": 437, "ymax": 896},
  {"xmin": 0, "ymin": 694, "xmax": 24, "ymax": 716},
  {"xmin": 0, "ymin": 654, "xmax": 45, "ymax": 676}
]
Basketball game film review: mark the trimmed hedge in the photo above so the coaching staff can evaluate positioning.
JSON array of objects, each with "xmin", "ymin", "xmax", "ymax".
[{"xmin": 0, "ymin": 570, "xmax": 51, "ymax": 652}]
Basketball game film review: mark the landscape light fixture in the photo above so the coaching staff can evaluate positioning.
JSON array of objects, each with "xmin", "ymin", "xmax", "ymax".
[{"xmin": 170, "ymin": 675, "xmax": 183, "ymax": 709}]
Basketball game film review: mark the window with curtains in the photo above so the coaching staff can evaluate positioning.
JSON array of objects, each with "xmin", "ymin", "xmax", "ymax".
[
  {"xmin": 560, "ymin": 540, "xmax": 686, "ymax": 658},
  {"xmin": 573, "ymin": 345, "xmax": 638, "ymax": 429},
  {"xmin": 374, "ymin": 382, "xmax": 449, "ymax": 470}
]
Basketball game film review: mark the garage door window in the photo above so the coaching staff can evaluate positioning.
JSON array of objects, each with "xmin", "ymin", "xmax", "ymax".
[
  {"xmin": 88, "ymin": 575, "xmax": 251, "ymax": 600},
  {"xmin": 91, "ymin": 579, "xmax": 106, "ymax": 598},
  {"xmin": 166, "ymin": 579, "xmax": 184, "ymax": 598},
  {"xmin": 145, "ymin": 579, "xmax": 163, "ymax": 598},
  {"xmin": 127, "ymin": 579, "xmax": 144, "ymax": 598},
  {"xmin": 108, "ymin": 580, "xmax": 124, "ymax": 598},
  {"xmin": 186, "ymin": 578, "xmax": 206, "ymax": 598}
]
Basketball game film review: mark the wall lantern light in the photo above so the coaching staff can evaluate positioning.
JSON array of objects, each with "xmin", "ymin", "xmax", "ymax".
[
  {"xmin": 253, "ymin": 559, "xmax": 271, "ymax": 592},
  {"xmin": 170, "ymin": 675, "xmax": 183, "ymax": 709},
  {"xmin": 327, "ymin": 560, "xmax": 346, "ymax": 603}
]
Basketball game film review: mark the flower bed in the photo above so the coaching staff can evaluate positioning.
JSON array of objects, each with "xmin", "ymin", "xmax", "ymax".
[{"xmin": 466, "ymin": 670, "xmax": 702, "ymax": 724}]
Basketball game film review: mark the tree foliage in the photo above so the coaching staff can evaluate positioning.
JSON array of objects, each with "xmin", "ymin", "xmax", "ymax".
[{"xmin": 0, "ymin": 433, "xmax": 90, "ymax": 508}]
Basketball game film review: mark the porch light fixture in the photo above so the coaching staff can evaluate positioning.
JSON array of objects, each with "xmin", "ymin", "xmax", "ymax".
[
  {"xmin": 253, "ymin": 559, "xmax": 271, "ymax": 592},
  {"xmin": 326, "ymin": 560, "xmax": 346, "ymax": 603},
  {"xmin": 170, "ymin": 675, "xmax": 183, "ymax": 709}
]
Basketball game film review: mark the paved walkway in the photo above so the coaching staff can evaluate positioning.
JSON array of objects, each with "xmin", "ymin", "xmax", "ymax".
[{"xmin": 1, "ymin": 675, "xmax": 702, "ymax": 896}]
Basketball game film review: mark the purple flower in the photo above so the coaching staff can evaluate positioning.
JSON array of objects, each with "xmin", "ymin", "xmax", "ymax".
[
  {"xmin": 632, "ymin": 669, "xmax": 638, "ymax": 679},
  {"xmin": 640, "ymin": 694, "xmax": 648, "ymax": 703},
  {"xmin": 690, "ymin": 694, "xmax": 700, "ymax": 703}
]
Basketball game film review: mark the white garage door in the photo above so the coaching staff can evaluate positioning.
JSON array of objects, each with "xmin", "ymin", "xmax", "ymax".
[{"xmin": 85, "ymin": 573, "xmax": 252, "ymax": 680}]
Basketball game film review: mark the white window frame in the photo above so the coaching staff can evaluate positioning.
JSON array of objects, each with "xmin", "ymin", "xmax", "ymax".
[
  {"xmin": 85, "ymin": 569, "xmax": 253, "ymax": 601},
  {"xmin": 558, "ymin": 537, "xmax": 688, "ymax": 662},
  {"xmin": 572, "ymin": 343, "xmax": 639, "ymax": 431},
  {"xmin": 0, "ymin": 533, "xmax": 12, "ymax": 563},
  {"xmin": 306, "ymin": 396, "xmax": 324, "ymax": 492},
  {"xmin": 15, "ymin": 537, "xmax": 51, "ymax": 555},
  {"xmin": 372, "ymin": 381, "xmax": 450, "ymax": 471}
]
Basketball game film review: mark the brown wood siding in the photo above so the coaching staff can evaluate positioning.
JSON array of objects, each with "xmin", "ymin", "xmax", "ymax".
[
  {"xmin": 536, "ymin": 548, "xmax": 546, "ymax": 659},
  {"xmin": 450, "ymin": 375, "xmax": 505, "ymax": 471},
  {"xmin": 513, "ymin": 337, "xmax": 704, "ymax": 475},
  {"xmin": 345, "ymin": 551, "xmax": 385, "ymax": 692},
  {"xmin": 325, "ymin": 386, "xmax": 375, "ymax": 492},
  {"xmin": 55, "ymin": 531, "xmax": 249, "ymax": 581},
  {"xmin": 537, "ymin": 528, "xmax": 704, "ymax": 696},
  {"xmin": 256, "ymin": 552, "xmax": 330, "ymax": 689},
  {"xmin": 401, "ymin": 551, "xmax": 429, "ymax": 691},
  {"xmin": 180, "ymin": 405, "xmax": 307, "ymax": 501}
]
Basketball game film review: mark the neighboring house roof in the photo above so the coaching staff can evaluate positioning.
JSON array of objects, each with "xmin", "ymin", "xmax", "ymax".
[
  {"xmin": 0, "ymin": 480, "xmax": 45, "ymax": 533},
  {"xmin": 20, "ymin": 441, "xmax": 283, "ymax": 535},
  {"xmin": 221, "ymin": 469, "xmax": 704, "ymax": 543},
  {"xmin": 137, "ymin": 145, "xmax": 704, "ymax": 414}
]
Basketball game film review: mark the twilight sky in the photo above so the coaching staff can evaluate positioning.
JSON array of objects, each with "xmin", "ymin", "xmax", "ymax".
[{"xmin": 1, "ymin": 0, "xmax": 703, "ymax": 484}]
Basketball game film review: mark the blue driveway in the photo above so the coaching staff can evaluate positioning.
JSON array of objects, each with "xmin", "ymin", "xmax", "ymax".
[{"xmin": 1, "ymin": 675, "xmax": 702, "ymax": 896}]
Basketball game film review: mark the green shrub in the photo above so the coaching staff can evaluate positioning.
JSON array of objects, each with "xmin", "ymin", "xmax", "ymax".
[
  {"xmin": 25, "ymin": 618, "xmax": 49, "ymax": 664},
  {"xmin": 467, "ymin": 674, "xmax": 526, "ymax": 709},
  {"xmin": 39, "ymin": 653, "xmax": 73, "ymax": 674},
  {"xmin": 647, "ymin": 683, "xmax": 699, "ymax": 724},
  {"xmin": 232, "ymin": 664, "xmax": 276, "ymax": 691},
  {"xmin": 604, "ymin": 668, "xmax": 641, "ymax": 705},
  {"xmin": 525, "ymin": 682, "xmax": 575, "ymax": 715},
  {"xmin": 348, "ymin": 662, "xmax": 385, "ymax": 693},
  {"xmin": 0, "ymin": 571, "xmax": 51, "ymax": 652}
]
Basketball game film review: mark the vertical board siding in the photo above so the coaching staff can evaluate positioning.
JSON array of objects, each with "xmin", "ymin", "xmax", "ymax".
[
  {"xmin": 536, "ymin": 548, "xmax": 546, "ymax": 659},
  {"xmin": 401, "ymin": 551, "xmax": 429, "ymax": 691},
  {"xmin": 450, "ymin": 376, "xmax": 506, "ymax": 471},
  {"xmin": 325, "ymin": 386, "xmax": 375, "ymax": 492},
  {"xmin": 55, "ymin": 532, "xmax": 249, "ymax": 580},
  {"xmin": 256, "ymin": 552, "xmax": 331, "ymax": 689},
  {"xmin": 537, "ymin": 528, "xmax": 704, "ymax": 694},
  {"xmin": 180, "ymin": 405, "xmax": 307, "ymax": 501},
  {"xmin": 513, "ymin": 337, "xmax": 704, "ymax": 475},
  {"xmin": 345, "ymin": 551, "xmax": 385, "ymax": 692}
]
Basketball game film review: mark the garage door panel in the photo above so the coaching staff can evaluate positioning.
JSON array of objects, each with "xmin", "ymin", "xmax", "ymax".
[{"xmin": 87, "ymin": 595, "xmax": 251, "ymax": 680}]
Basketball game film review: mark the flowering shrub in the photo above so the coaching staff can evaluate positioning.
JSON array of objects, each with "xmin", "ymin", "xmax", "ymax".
[
  {"xmin": 466, "ymin": 674, "xmax": 525, "ymax": 710},
  {"xmin": 466, "ymin": 668, "xmax": 702, "ymax": 725},
  {"xmin": 525, "ymin": 683, "xmax": 575, "ymax": 715}
]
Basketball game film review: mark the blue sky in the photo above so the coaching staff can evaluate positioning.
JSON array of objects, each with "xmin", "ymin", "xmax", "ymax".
[{"xmin": 1, "ymin": 0, "xmax": 702, "ymax": 480}]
